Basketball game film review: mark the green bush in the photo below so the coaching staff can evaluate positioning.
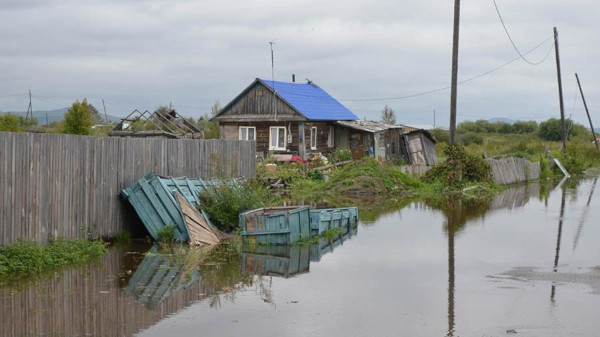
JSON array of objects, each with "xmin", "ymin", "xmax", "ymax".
[
  {"xmin": 423, "ymin": 145, "xmax": 492, "ymax": 188},
  {"xmin": 199, "ymin": 181, "xmax": 277, "ymax": 231},
  {"xmin": 307, "ymin": 168, "xmax": 324, "ymax": 181},
  {"xmin": 156, "ymin": 224, "xmax": 177, "ymax": 243},
  {"xmin": 330, "ymin": 148, "xmax": 352, "ymax": 163},
  {"xmin": 64, "ymin": 99, "xmax": 94, "ymax": 135}
]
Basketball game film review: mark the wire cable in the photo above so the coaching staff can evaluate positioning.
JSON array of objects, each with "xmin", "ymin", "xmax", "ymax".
[
  {"xmin": 0, "ymin": 93, "xmax": 28, "ymax": 98},
  {"xmin": 493, "ymin": 0, "xmax": 551, "ymax": 66},
  {"xmin": 341, "ymin": 36, "xmax": 553, "ymax": 102}
]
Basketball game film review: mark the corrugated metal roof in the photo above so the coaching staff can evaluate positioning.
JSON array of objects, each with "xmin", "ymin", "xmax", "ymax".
[
  {"xmin": 260, "ymin": 79, "xmax": 358, "ymax": 121},
  {"xmin": 335, "ymin": 120, "xmax": 403, "ymax": 133}
]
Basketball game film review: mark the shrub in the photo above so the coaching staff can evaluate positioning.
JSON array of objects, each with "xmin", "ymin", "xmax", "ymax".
[
  {"xmin": 330, "ymin": 148, "xmax": 352, "ymax": 163},
  {"xmin": 423, "ymin": 145, "xmax": 492, "ymax": 188},
  {"xmin": 199, "ymin": 181, "xmax": 276, "ymax": 231},
  {"xmin": 307, "ymin": 168, "xmax": 324, "ymax": 181},
  {"xmin": 64, "ymin": 99, "xmax": 94, "ymax": 135},
  {"xmin": 156, "ymin": 224, "xmax": 178, "ymax": 243}
]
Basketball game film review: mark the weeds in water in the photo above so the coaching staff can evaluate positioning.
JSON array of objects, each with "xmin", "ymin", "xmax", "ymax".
[
  {"xmin": 156, "ymin": 224, "xmax": 178, "ymax": 243},
  {"xmin": 0, "ymin": 238, "xmax": 107, "ymax": 283},
  {"xmin": 113, "ymin": 231, "xmax": 131, "ymax": 244}
]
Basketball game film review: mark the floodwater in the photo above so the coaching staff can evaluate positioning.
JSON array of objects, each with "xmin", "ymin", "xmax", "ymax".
[{"xmin": 1, "ymin": 175, "xmax": 600, "ymax": 337}]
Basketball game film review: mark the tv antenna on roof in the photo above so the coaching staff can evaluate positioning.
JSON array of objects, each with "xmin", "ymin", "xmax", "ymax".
[{"xmin": 269, "ymin": 40, "xmax": 278, "ymax": 120}]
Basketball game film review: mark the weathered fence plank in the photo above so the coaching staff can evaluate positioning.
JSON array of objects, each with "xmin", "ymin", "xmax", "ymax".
[
  {"xmin": 486, "ymin": 156, "xmax": 540, "ymax": 185},
  {"xmin": 0, "ymin": 132, "xmax": 256, "ymax": 245}
]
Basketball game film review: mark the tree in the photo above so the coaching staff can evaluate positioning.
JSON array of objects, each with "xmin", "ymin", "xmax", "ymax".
[
  {"xmin": 538, "ymin": 118, "xmax": 575, "ymax": 141},
  {"xmin": 88, "ymin": 104, "xmax": 102, "ymax": 124},
  {"xmin": 198, "ymin": 100, "xmax": 220, "ymax": 139},
  {"xmin": 63, "ymin": 99, "xmax": 93, "ymax": 135},
  {"xmin": 0, "ymin": 113, "xmax": 21, "ymax": 132},
  {"xmin": 380, "ymin": 105, "xmax": 396, "ymax": 125}
]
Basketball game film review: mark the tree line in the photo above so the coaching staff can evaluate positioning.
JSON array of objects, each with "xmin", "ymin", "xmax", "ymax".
[{"xmin": 0, "ymin": 99, "xmax": 221, "ymax": 138}]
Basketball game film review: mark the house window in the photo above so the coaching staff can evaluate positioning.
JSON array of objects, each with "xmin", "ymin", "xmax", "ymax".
[
  {"xmin": 327, "ymin": 125, "xmax": 334, "ymax": 148},
  {"xmin": 257, "ymin": 89, "xmax": 263, "ymax": 97},
  {"xmin": 269, "ymin": 127, "xmax": 286, "ymax": 150},
  {"xmin": 239, "ymin": 126, "xmax": 256, "ymax": 141},
  {"xmin": 310, "ymin": 127, "xmax": 317, "ymax": 150}
]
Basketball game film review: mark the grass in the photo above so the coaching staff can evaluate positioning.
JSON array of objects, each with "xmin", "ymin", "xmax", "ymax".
[
  {"xmin": 434, "ymin": 133, "xmax": 600, "ymax": 176},
  {"xmin": 0, "ymin": 238, "xmax": 108, "ymax": 285}
]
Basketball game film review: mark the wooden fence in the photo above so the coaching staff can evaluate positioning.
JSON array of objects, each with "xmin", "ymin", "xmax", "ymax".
[
  {"xmin": 0, "ymin": 132, "xmax": 256, "ymax": 245},
  {"xmin": 401, "ymin": 157, "xmax": 540, "ymax": 186},
  {"xmin": 486, "ymin": 156, "xmax": 540, "ymax": 185}
]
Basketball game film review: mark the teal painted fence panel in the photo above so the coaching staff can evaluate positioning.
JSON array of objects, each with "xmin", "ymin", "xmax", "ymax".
[
  {"xmin": 121, "ymin": 172, "xmax": 239, "ymax": 241},
  {"xmin": 240, "ymin": 206, "xmax": 358, "ymax": 245},
  {"xmin": 239, "ymin": 206, "xmax": 311, "ymax": 245},
  {"xmin": 309, "ymin": 207, "xmax": 359, "ymax": 236}
]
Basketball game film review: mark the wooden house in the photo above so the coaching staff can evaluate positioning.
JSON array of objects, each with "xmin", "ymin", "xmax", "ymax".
[
  {"xmin": 334, "ymin": 120, "xmax": 404, "ymax": 162},
  {"xmin": 213, "ymin": 78, "xmax": 358, "ymax": 159}
]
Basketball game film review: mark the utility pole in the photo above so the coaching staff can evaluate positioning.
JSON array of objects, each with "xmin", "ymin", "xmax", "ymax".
[
  {"xmin": 26, "ymin": 90, "xmax": 33, "ymax": 121},
  {"xmin": 102, "ymin": 99, "xmax": 108, "ymax": 123},
  {"xmin": 434, "ymin": 109, "xmax": 436, "ymax": 129},
  {"xmin": 553, "ymin": 27, "xmax": 567, "ymax": 155},
  {"xmin": 575, "ymin": 73, "xmax": 600, "ymax": 152},
  {"xmin": 449, "ymin": 0, "xmax": 461, "ymax": 146}
]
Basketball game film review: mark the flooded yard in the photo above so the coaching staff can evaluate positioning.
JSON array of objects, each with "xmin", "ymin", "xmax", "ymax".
[{"xmin": 2, "ymin": 176, "xmax": 599, "ymax": 337}]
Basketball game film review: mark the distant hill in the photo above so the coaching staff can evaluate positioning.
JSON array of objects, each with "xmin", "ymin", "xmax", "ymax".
[
  {"xmin": 488, "ymin": 118, "xmax": 515, "ymax": 124},
  {"xmin": 5, "ymin": 108, "xmax": 123, "ymax": 123}
]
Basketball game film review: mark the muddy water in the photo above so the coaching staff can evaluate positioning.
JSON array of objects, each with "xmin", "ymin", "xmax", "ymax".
[{"xmin": 1, "ymin": 176, "xmax": 599, "ymax": 337}]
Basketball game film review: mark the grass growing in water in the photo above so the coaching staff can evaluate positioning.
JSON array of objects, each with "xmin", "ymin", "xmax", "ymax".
[
  {"xmin": 0, "ymin": 238, "xmax": 107, "ymax": 281},
  {"xmin": 156, "ymin": 224, "xmax": 178, "ymax": 243},
  {"xmin": 199, "ymin": 181, "xmax": 281, "ymax": 231}
]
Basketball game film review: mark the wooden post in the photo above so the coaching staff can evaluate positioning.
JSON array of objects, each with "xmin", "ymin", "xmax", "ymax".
[
  {"xmin": 575, "ymin": 73, "xmax": 600, "ymax": 152},
  {"xmin": 553, "ymin": 27, "xmax": 567, "ymax": 155},
  {"xmin": 102, "ymin": 99, "xmax": 108, "ymax": 123},
  {"xmin": 449, "ymin": 0, "xmax": 461, "ymax": 146}
]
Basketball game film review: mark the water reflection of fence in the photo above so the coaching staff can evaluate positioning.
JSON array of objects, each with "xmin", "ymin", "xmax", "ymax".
[
  {"xmin": 489, "ymin": 183, "xmax": 540, "ymax": 211},
  {"xmin": 0, "ymin": 132, "xmax": 255, "ymax": 245},
  {"xmin": 0, "ymin": 247, "xmax": 214, "ymax": 337}
]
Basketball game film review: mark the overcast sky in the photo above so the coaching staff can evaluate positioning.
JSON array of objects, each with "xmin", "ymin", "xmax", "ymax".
[{"xmin": 1, "ymin": 0, "xmax": 599, "ymax": 128}]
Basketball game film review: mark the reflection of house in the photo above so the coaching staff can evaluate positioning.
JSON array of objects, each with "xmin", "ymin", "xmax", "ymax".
[
  {"xmin": 213, "ymin": 78, "xmax": 358, "ymax": 159},
  {"xmin": 334, "ymin": 120, "xmax": 404, "ymax": 162}
]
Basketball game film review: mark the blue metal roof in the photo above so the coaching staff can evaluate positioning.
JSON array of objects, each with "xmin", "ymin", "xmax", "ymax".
[{"xmin": 259, "ymin": 79, "xmax": 358, "ymax": 121}]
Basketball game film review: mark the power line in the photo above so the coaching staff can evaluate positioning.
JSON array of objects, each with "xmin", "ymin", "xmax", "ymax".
[
  {"xmin": 340, "ymin": 36, "xmax": 553, "ymax": 102},
  {"xmin": 492, "ymin": 0, "xmax": 551, "ymax": 66},
  {"xmin": 0, "ymin": 93, "xmax": 28, "ymax": 98}
]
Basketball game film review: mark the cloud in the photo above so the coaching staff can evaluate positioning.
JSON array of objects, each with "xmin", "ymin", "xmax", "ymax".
[{"xmin": 0, "ymin": 0, "xmax": 598, "ymax": 128}]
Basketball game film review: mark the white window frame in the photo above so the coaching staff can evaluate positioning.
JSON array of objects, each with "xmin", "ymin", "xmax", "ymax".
[
  {"xmin": 269, "ymin": 126, "xmax": 287, "ymax": 150},
  {"xmin": 310, "ymin": 127, "xmax": 317, "ymax": 150},
  {"xmin": 238, "ymin": 126, "xmax": 256, "ymax": 141}
]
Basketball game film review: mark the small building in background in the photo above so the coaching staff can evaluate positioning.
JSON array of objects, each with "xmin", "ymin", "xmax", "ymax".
[
  {"xmin": 399, "ymin": 129, "xmax": 438, "ymax": 166},
  {"xmin": 212, "ymin": 78, "xmax": 358, "ymax": 159},
  {"xmin": 334, "ymin": 120, "xmax": 404, "ymax": 162}
]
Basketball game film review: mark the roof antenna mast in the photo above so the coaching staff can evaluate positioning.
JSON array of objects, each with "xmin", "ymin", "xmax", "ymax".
[{"xmin": 269, "ymin": 40, "xmax": 278, "ymax": 120}]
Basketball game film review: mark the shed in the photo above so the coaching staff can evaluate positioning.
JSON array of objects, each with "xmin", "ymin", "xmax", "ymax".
[
  {"xmin": 334, "ymin": 120, "xmax": 404, "ymax": 162},
  {"xmin": 399, "ymin": 129, "xmax": 438, "ymax": 166}
]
